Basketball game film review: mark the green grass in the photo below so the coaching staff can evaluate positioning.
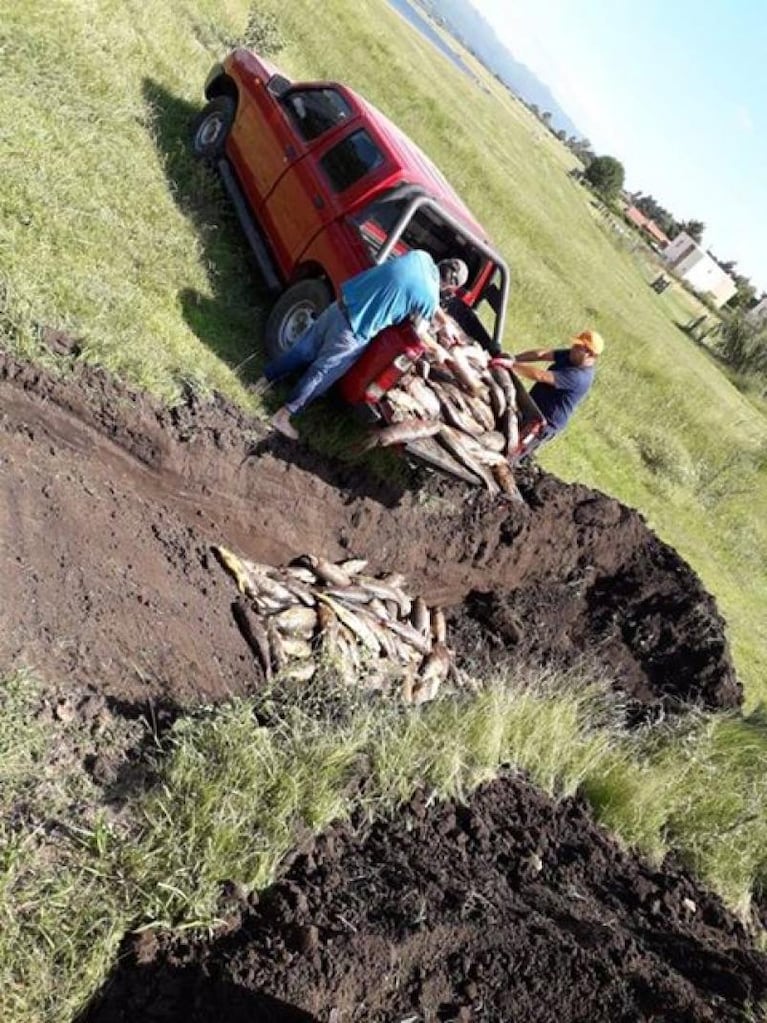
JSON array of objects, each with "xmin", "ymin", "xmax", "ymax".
[{"xmin": 3, "ymin": 668, "xmax": 767, "ymax": 1021}]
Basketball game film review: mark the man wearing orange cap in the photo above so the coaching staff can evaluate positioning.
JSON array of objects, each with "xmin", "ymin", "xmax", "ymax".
[{"xmin": 500, "ymin": 330, "xmax": 604, "ymax": 446}]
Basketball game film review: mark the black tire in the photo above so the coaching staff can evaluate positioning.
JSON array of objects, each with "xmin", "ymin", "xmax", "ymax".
[
  {"xmin": 264, "ymin": 280, "xmax": 333, "ymax": 361},
  {"xmin": 190, "ymin": 96, "xmax": 236, "ymax": 161}
]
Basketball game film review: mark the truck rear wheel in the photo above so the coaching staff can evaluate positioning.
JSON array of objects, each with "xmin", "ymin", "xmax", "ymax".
[
  {"xmin": 264, "ymin": 280, "xmax": 333, "ymax": 361},
  {"xmin": 191, "ymin": 96, "xmax": 236, "ymax": 160}
]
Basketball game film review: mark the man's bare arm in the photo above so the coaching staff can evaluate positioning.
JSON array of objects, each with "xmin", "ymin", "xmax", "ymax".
[
  {"xmin": 513, "ymin": 348, "xmax": 556, "ymax": 362},
  {"xmin": 513, "ymin": 363, "xmax": 556, "ymax": 385}
]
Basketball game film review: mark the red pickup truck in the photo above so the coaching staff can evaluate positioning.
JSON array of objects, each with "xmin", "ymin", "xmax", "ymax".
[{"xmin": 193, "ymin": 50, "xmax": 543, "ymax": 471}]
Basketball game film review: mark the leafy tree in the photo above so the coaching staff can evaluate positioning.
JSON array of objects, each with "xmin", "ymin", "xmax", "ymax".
[
  {"xmin": 728, "ymin": 274, "xmax": 757, "ymax": 311},
  {"xmin": 584, "ymin": 155, "xmax": 625, "ymax": 198},
  {"xmin": 678, "ymin": 219, "xmax": 706, "ymax": 243}
]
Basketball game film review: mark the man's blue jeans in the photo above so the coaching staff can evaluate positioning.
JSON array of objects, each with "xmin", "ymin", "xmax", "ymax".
[{"xmin": 264, "ymin": 302, "xmax": 366, "ymax": 415}]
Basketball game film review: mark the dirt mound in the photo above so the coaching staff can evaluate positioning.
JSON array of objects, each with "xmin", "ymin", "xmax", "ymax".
[
  {"xmin": 84, "ymin": 773, "xmax": 767, "ymax": 1023},
  {"xmin": 0, "ymin": 350, "xmax": 739, "ymax": 716}
]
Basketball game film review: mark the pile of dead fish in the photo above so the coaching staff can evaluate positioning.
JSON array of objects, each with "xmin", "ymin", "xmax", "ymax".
[
  {"xmin": 359, "ymin": 333, "xmax": 522, "ymax": 496},
  {"xmin": 213, "ymin": 547, "xmax": 461, "ymax": 705}
]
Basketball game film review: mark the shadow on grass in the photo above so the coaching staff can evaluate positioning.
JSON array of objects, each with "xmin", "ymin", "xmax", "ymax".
[
  {"xmin": 141, "ymin": 78, "xmax": 270, "ymax": 384},
  {"xmin": 80, "ymin": 958, "xmax": 318, "ymax": 1023}
]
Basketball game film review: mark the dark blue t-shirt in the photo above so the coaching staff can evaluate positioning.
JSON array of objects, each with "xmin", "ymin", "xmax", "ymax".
[{"xmin": 529, "ymin": 349, "xmax": 595, "ymax": 433}]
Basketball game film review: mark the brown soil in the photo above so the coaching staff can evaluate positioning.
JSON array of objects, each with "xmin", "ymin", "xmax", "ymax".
[
  {"xmin": 0, "ymin": 350, "xmax": 740, "ymax": 717},
  {"xmin": 2, "ymin": 348, "xmax": 761, "ymax": 1021},
  {"xmin": 85, "ymin": 777, "xmax": 767, "ymax": 1022}
]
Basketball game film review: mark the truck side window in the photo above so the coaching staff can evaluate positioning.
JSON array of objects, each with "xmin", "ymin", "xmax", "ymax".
[
  {"xmin": 282, "ymin": 88, "xmax": 353, "ymax": 142},
  {"xmin": 320, "ymin": 130, "xmax": 384, "ymax": 193}
]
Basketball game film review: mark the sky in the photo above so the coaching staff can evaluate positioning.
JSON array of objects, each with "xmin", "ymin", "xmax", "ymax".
[{"xmin": 475, "ymin": 0, "xmax": 767, "ymax": 292}]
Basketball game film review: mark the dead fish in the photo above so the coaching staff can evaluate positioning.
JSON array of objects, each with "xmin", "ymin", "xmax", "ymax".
[
  {"xmin": 232, "ymin": 598, "xmax": 272, "ymax": 681},
  {"xmin": 355, "ymin": 575, "xmax": 412, "ymax": 618},
  {"xmin": 412, "ymin": 643, "xmax": 451, "ymax": 705},
  {"xmin": 483, "ymin": 373, "xmax": 507, "ymax": 421},
  {"xmin": 272, "ymin": 605, "xmax": 318, "ymax": 638},
  {"xmin": 212, "ymin": 546, "xmax": 253, "ymax": 596},
  {"xmin": 437, "ymin": 391, "xmax": 485, "ymax": 438},
  {"xmin": 447, "ymin": 346, "xmax": 483, "ymax": 396},
  {"xmin": 280, "ymin": 636, "xmax": 314, "ymax": 660},
  {"xmin": 438, "ymin": 427, "xmax": 500, "ymax": 494},
  {"xmin": 267, "ymin": 619, "xmax": 287, "ymax": 670},
  {"xmin": 305, "ymin": 555, "xmax": 353, "ymax": 588},
  {"xmin": 316, "ymin": 593, "xmax": 381, "ymax": 653},
  {"xmin": 323, "ymin": 585, "xmax": 375, "ymax": 605},
  {"xmin": 493, "ymin": 461, "xmax": 524, "ymax": 502},
  {"xmin": 400, "ymin": 668, "xmax": 416, "ymax": 704},
  {"xmin": 339, "ymin": 558, "xmax": 368, "ymax": 576},
  {"xmin": 406, "ymin": 376, "xmax": 442, "ymax": 418},
  {"xmin": 387, "ymin": 387, "xmax": 429, "ymax": 419},
  {"xmin": 499, "ymin": 405, "xmax": 520, "ymax": 457},
  {"xmin": 367, "ymin": 604, "xmax": 432, "ymax": 656},
  {"xmin": 251, "ymin": 592, "xmax": 293, "ymax": 615},
  {"xmin": 380, "ymin": 572, "xmax": 407, "ymax": 589},
  {"xmin": 247, "ymin": 570, "xmax": 297, "ymax": 606},
  {"xmin": 285, "ymin": 565, "xmax": 318, "ymax": 585},
  {"xmin": 283, "ymin": 660, "xmax": 317, "ymax": 683},
  {"xmin": 490, "ymin": 364, "xmax": 518, "ymax": 410},
  {"xmin": 458, "ymin": 434, "xmax": 508, "ymax": 467},
  {"xmin": 411, "ymin": 596, "xmax": 430, "ymax": 638},
  {"xmin": 477, "ymin": 430, "xmax": 507, "ymax": 453},
  {"xmin": 465, "ymin": 392, "xmax": 496, "ymax": 432},
  {"xmin": 464, "ymin": 343, "xmax": 491, "ymax": 370},
  {"xmin": 359, "ymin": 418, "xmax": 442, "ymax": 453},
  {"xmin": 280, "ymin": 579, "xmax": 317, "ymax": 607},
  {"xmin": 430, "ymin": 607, "xmax": 447, "ymax": 645}
]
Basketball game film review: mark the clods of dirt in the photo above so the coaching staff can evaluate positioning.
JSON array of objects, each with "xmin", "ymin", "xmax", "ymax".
[
  {"xmin": 0, "ymin": 351, "xmax": 740, "ymax": 717},
  {"xmin": 83, "ymin": 773, "xmax": 767, "ymax": 1023}
]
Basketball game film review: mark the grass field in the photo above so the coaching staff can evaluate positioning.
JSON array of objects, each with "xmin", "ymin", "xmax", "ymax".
[{"xmin": 2, "ymin": 0, "xmax": 767, "ymax": 1018}]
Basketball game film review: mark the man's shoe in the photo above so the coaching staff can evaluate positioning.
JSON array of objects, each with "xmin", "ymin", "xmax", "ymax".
[{"xmin": 272, "ymin": 406, "xmax": 299, "ymax": 440}]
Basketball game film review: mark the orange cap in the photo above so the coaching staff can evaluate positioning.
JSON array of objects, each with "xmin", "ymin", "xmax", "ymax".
[{"xmin": 572, "ymin": 329, "xmax": 604, "ymax": 356}]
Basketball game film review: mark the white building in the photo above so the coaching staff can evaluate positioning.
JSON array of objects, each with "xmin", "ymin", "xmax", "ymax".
[{"xmin": 663, "ymin": 232, "xmax": 738, "ymax": 308}]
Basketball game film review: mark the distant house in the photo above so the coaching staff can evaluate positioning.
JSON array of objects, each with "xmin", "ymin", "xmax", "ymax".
[
  {"xmin": 663, "ymin": 232, "xmax": 737, "ymax": 308},
  {"xmin": 624, "ymin": 205, "xmax": 670, "ymax": 247}
]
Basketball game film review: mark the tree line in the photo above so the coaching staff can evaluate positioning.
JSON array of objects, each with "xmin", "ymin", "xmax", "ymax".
[{"xmin": 522, "ymin": 102, "xmax": 762, "ymax": 316}]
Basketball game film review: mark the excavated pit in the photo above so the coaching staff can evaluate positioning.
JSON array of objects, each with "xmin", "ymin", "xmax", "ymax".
[
  {"xmin": 0, "ymin": 350, "xmax": 740, "ymax": 716},
  {"xmin": 2, "ymin": 348, "xmax": 760, "ymax": 1021}
]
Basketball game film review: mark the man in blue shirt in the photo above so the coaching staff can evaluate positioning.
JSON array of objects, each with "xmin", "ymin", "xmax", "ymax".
[
  {"xmin": 506, "ymin": 329, "xmax": 604, "ymax": 446},
  {"xmin": 260, "ymin": 251, "xmax": 469, "ymax": 439}
]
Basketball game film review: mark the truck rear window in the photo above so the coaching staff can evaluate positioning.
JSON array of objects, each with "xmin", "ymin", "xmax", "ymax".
[
  {"xmin": 320, "ymin": 130, "xmax": 384, "ymax": 193},
  {"xmin": 282, "ymin": 88, "xmax": 353, "ymax": 141}
]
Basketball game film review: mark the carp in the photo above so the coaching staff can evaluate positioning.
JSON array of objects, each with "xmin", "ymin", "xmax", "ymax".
[
  {"xmin": 499, "ymin": 405, "xmax": 520, "ymax": 457},
  {"xmin": 360, "ymin": 418, "xmax": 443, "ymax": 452},
  {"xmin": 412, "ymin": 643, "xmax": 451, "ymax": 705},
  {"xmin": 280, "ymin": 636, "xmax": 314, "ymax": 660},
  {"xmin": 305, "ymin": 555, "xmax": 354, "ymax": 588},
  {"xmin": 438, "ymin": 427, "xmax": 500, "ymax": 494},
  {"xmin": 477, "ymin": 430, "xmax": 507, "ymax": 453},
  {"xmin": 316, "ymin": 593, "xmax": 381, "ymax": 653},
  {"xmin": 493, "ymin": 460, "xmax": 523, "ymax": 501},
  {"xmin": 405, "ymin": 376, "xmax": 442, "ymax": 418},
  {"xmin": 484, "ymin": 373, "xmax": 507, "ymax": 421},
  {"xmin": 490, "ymin": 364, "xmax": 518, "ymax": 410},
  {"xmin": 447, "ymin": 346, "xmax": 483, "ymax": 396},
  {"xmin": 232, "ymin": 598, "xmax": 272, "ymax": 681},
  {"xmin": 271, "ymin": 605, "xmax": 319, "ymax": 638},
  {"xmin": 411, "ymin": 596, "xmax": 430, "ymax": 639}
]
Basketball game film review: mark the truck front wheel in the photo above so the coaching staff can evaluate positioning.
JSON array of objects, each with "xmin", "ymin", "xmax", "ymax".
[
  {"xmin": 264, "ymin": 280, "xmax": 333, "ymax": 361},
  {"xmin": 191, "ymin": 96, "xmax": 236, "ymax": 160}
]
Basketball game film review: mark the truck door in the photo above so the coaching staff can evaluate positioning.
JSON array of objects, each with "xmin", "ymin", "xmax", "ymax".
[
  {"xmin": 263, "ymin": 119, "xmax": 389, "ymax": 271},
  {"xmin": 227, "ymin": 60, "xmax": 309, "ymax": 203}
]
